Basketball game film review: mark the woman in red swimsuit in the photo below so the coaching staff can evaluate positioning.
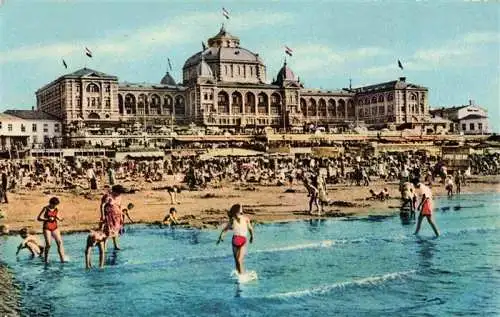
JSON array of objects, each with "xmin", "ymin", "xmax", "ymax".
[{"xmin": 37, "ymin": 197, "xmax": 66, "ymax": 263}]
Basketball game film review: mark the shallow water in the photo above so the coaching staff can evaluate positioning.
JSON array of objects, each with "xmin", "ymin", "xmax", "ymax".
[{"xmin": 1, "ymin": 193, "xmax": 499, "ymax": 317}]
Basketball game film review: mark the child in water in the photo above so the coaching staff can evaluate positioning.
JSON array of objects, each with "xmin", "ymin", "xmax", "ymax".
[
  {"xmin": 85, "ymin": 229, "xmax": 107, "ymax": 269},
  {"xmin": 163, "ymin": 207, "xmax": 179, "ymax": 226},
  {"xmin": 37, "ymin": 197, "xmax": 66, "ymax": 264},
  {"xmin": 16, "ymin": 228, "xmax": 44, "ymax": 257},
  {"xmin": 217, "ymin": 204, "xmax": 254, "ymax": 275}
]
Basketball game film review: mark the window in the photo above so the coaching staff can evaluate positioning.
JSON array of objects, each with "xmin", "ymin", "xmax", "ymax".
[
  {"xmin": 469, "ymin": 123, "xmax": 474, "ymax": 131},
  {"xmin": 462, "ymin": 124, "xmax": 466, "ymax": 131},
  {"xmin": 105, "ymin": 85, "xmax": 111, "ymax": 92},
  {"xmin": 21, "ymin": 124, "xmax": 26, "ymax": 132},
  {"xmin": 478, "ymin": 123, "xmax": 483, "ymax": 131},
  {"xmin": 32, "ymin": 135, "xmax": 38, "ymax": 144},
  {"xmin": 105, "ymin": 98, "xmax": 110, "ymax": 107},
  {"xmin": 8, "ymin": 124, "xmax": 12, "ymax": 132},
  {"xmin": 0, "ymin": 122, "xmax": 2, "ymax": 129},
  {"xmin": 43, "ymin": 123, "xmax": 49, "ymax": 133},
  {"xmin": 54, "ymin": 124, "xmax": 60, "ymax": 133},
  {"xmin": 32, "ymin": 123, "xmax": 37, "ymax": 132}
]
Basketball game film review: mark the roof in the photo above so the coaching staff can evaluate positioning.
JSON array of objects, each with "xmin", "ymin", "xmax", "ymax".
[
  {"xmin": 4, "ymin": 110, "xmax": 60, "ymax": 121},
  {"xmin": 354, "ymin": 77, "xmax": 427, "ymax": 93},
  {"xmin": 273, "ymin": 61, "xmax": 297, "ymax": 86},
  {"xmin": 119, "ymin": 82, "xmax": 187, "ymax": 91},
  {"xmin": 160, "ymin": 72, "xmax": 176, "ymax": 85},
  {"xmin": 0, "ymin": 113, "xmax": 24, "ymax": 121},
  {"xmin": 183, "ymin": 47, "xmax": 264, "ymax": 69},
  {"xmin": 460, "ymin": 114, "xmax": 488, "ymax": 120},
  {"xmin": 427, "ymin": 115, "xmax": 453, "ymax": 124},
  {"xmin": 61, "ymin": 67, "xmax": 117, "ymax": 80}
]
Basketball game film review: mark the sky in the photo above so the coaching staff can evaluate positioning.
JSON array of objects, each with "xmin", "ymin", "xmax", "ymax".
[{"xmin": 0, "ymin": 1, "xmax": 498, "ymax": 131}]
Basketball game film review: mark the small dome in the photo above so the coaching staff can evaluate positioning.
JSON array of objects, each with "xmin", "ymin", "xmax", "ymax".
[
  {"xmin": 274, "ymin": 61, "xmax": 297, "ymax": 85},
  {"xmin": 160, "ymin": 72, "xmax": 176, "ymax": 85},
  {"xmin": 197, "ymin": 57, "xmax": 213, "ymax": 78}
]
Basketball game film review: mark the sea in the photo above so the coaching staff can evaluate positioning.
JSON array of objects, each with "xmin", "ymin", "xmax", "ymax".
[{"xmin": 0, "ymin": 193, "xmax": 499, "ymax": 317}]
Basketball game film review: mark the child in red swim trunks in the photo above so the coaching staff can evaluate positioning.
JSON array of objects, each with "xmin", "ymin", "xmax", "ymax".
[
  {"xmin": 37, "ymin": 197, "xmax": 66, "ymax": 263},
  {"xmin": 217, "ymin": 204, "xmax": 254, "ymax": 274}
]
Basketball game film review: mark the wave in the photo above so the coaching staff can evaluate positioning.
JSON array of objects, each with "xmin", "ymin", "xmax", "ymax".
[
  {"xmin": 253, "ymin": 239, "xmax": 349, "ymax": 254},
  {"xmin": 265, "ymin": 270, "xmax": 416, "ymax": 299}
]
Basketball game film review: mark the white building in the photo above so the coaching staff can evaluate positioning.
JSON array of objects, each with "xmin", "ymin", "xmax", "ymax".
[
  {"xmin": 430, "ymin": 100, "xmax": 491, "ymax": 135},
  {"xmin": 2, "ymin": 110, "xmax": 62, "ymax": 149}
]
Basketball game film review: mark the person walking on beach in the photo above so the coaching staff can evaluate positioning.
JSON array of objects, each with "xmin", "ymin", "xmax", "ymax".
[
  {"xmin": 303, "ymin": 174, "xmax": 321, "ymax": 215},
  {"xmin": 414, "ymin": 183, "xmax": 440, "ymax": 237},
  {"xmin": 217, "ymin": 204, "xmax": 254, "ymax": 275},
  {"xmin": 102, "ymin": 185, "xmax": 126, "ymax": 250},
  {"xmin": 37, "ymin": 197, "xmax": 66, "ymax": 263}
]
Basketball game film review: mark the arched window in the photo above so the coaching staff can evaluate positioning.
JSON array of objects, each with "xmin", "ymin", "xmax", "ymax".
[
  {"xmin": 300, "ymin": 98, "xmax": 307, "ymax": 117},
  {"xmin": 124, "ymin": 94, "xmax": 136, "ymax": 115},
  {"xmin": 245, "ymin": 92, "xmax": 256, "ymax": 114},
  {"xmin": 163, "ymin": 95, "xmax": 173, "ymax": 115},
  {"xmin": 257, "ymin": 92, "xmax": 268, "ymax": 114},
  {"xmin": 347, "ymin": 100, "xmax": 355, "ymax": 118},
  {"xmin": 86, "ymin": 83, "xmax": 100, "ymax": 93},
  {"xmin": 308, "ymin": 98, "xmax": 317, "ymax": 116},
  {"xmin": 118, "ymin": 94, "xmax": 124, "ymax": 114},
  {"xmin": 218, "ymin": 91, "xmax": 229, "ymax": 113},
  {"xmin": 270, "ymin": 93, "xmax": 281, "ymax": 115},
  {"xmin": 338, "ymin": 99, "xmax": 346, "ymax": 117},
  {"xmin": 328, "ymin": 99, "xmax": 336, "ymax": 117},
  {"xmin": 387, "ymin": 93, "xmax": 394, "ymax": 102},
  {"xmin": 137, "ymin": 94, "xmax": 147, "ymax": 115},
  {"xmin": 378, "ymin": 95, "xmax": 384, "ymax": 103},
  {"xmin": 175, "ymin": 95, "xmax": 185, "ymax": 115},
  {"xmin": 150, "ymin": 94, "xmax": 161, "ymax": 115},
  {"xmin": 231, "ymin": 91, "xmax": 243, "ymax": 114},
  {"xmin": 411, "ymin": 93, "xmax": 417, "ymax": 101},
  {"xmin": 371, "ymin": 96, "xmax": 377, "ymax": 104},
  {"xmin": 318, "ymin": 99, "xmax": 327, "ymax": 117}
]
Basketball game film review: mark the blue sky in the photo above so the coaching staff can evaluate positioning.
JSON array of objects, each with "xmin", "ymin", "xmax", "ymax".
[{"xmin": 0, "ymin": 1, "xmax": 498, "ymax": 131}]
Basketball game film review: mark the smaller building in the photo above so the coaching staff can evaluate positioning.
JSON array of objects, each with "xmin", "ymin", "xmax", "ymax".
[
  {"xmin": 430, "ymin": 100, "xmax": 491, "ymax": 135},
  {"xmin": 3, "ymin": 109, "xmax": 62, "ymax": 149}
]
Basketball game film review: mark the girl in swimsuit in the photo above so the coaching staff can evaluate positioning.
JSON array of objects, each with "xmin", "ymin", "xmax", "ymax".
[
  {"xmin": 37, "ymin": 197, "xmax": 66, "ymax": 264},
  {"xmin": 414, "ymin": 183, "xmax": 440, "ymax": 237},
  {"xmin": 217, "ymin": 204, "xmax": 254, "ymax": 275}
]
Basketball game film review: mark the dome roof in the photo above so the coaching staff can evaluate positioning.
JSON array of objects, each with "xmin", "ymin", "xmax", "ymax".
[
  {"xmin": 197, "ymin": 57, "xmax": 214, "ymax": 78},
  {"xmin": 273, "ymin": 61, "xmax": 297, "ymax": 85},
  {"xmin": 160, "ymin": 72, "xmax": 176, "ymax": 85},
  {"xmin": 183, "ymin": 26, "xmax": 264, "ymax": 69}
]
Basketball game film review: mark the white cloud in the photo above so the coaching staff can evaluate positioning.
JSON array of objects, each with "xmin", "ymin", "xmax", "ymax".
[
  {"xmin": 0, "ymin": 11, "xmax": 293, "ymax": 64},
  {"xmin": 361, "ymin": 31, "xmax": 499, "ymax": 77}
]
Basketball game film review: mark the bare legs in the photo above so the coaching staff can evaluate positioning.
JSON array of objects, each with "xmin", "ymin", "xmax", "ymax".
[
  {"xmin": 85, "ymin": 239, "xmax": 105, "ymax": 269},
  {"xmin": 232, "ymin": 244, "xmax": 246, "ymax": 274},
  {"xmin": 308, "ymin": 193, "xmax": 321, "ymax": 215},
  {"xmin": 415, "ymin": 214, "xmax": 440, "ymax": 237},
  {"xmin": 43, "ymin": 229, "xmax": 66, "ymax": 264}
]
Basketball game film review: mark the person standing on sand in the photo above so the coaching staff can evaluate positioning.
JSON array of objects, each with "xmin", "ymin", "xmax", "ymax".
[
  {"xmin": 414, "ymin": 183, "xmax": 440, "ymax": 237},
  {"xmin": 217, "ymin": 204, "xmax": 254, "ymax": 275},
  {"xmin": 37, "ymin": 197, "xmax": 66, "ymax": 263}
]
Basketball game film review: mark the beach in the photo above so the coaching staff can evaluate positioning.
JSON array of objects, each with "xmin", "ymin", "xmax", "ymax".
[{"xmin": 1, "ymin": 175, "xmax": 498, "ymax": 234}]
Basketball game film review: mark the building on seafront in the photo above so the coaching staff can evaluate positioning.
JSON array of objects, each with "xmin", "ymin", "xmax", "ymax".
[
  {"xmin": 0, "ymin": 110, "xmax": 62, "ymax": 151},
  {"xmin": 430, "ymin": 100, "xmax": 491, "ymax": 135},
  {"xmin": 35, "ymin": 25, "xmax": 432, "ymax": 146}
]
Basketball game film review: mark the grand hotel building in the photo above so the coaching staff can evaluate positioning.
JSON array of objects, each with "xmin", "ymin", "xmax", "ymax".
[{"xmin": 36, "ymin": 25, "xmax": 430, "ymax": 133}]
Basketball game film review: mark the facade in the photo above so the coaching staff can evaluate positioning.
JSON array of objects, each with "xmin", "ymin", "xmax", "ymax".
[
  {"xmin": 36, "ymin": 25, "xmax": 430, "ymax": 138},
  {"xmin": 430, "ymin": 101, "xmax": 491, "ymax": 135},
  {"xmin": 0, "ymin": 111, "xmax": 62, "ymax": 150}
]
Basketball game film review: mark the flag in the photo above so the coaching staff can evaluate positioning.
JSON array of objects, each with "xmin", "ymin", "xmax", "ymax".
[
  {"xmin": 398, "ymin": 59, "xmax": 404, "ymax": 70},
  {"xmin": 85, "ymin": 47, "xmax": 93, "ymax": 58},
  {"xmin": 168, "ymin": 58, "xmax": 172, "ymax": 71},
  {"xmin": 285, "ymin": 46, "xmax": 293, "ymax": 57},
  {"xmin": 222, "ymin": 7, "xmax": 230, "ymax": 19},
  {"xmin": 62, "ymin": 59, "xmax": 68, "ymax": 69},
  {"xmin": 202, "ymin": 41, "xmax": 207, "ymax": 50}
]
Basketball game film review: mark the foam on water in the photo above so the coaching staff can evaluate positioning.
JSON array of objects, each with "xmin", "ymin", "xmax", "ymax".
[
  {"xmin": 265, "ymin": 270, "xmax": 417, "ymax": 299},
  {"xmin": 231, "ymin": 270, "xmax": 258, "ymax": 283}
]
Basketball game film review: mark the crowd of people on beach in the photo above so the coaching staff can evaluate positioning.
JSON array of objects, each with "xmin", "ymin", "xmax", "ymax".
[{"xmin": 6, "ymin": 150, "xmax": 499, "ymax": 273}]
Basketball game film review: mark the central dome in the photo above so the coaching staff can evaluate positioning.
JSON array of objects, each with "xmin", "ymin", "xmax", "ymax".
[{"xmin": 182, "ymin": 25, "xmax": 267, "ymax": 84}]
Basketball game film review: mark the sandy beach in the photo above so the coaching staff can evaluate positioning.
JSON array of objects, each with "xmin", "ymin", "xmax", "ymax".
[{"xmin": 0, "ymin": 175, "xmax": 498, "ymax": 235}]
